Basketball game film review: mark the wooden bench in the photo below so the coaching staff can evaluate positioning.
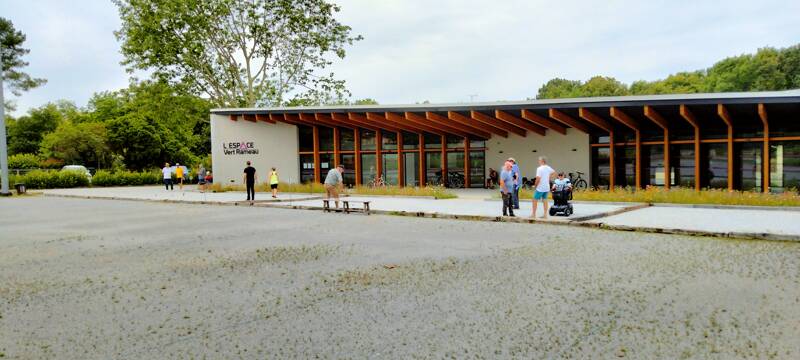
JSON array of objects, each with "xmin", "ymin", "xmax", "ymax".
[{"xmin": 323, "ymin": 199, "xmax": 371, "ymax": 214}]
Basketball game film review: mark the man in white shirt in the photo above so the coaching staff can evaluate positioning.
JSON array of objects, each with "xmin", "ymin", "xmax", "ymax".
[
  {"xmin": 162, "ymin": 162, "xmax": 174, "ymax": 190},
  {"xmin": 532, "ymin": 156, "xmax": 556, "ymax": 219}
]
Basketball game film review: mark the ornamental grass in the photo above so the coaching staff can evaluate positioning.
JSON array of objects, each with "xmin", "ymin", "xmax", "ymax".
[{"xmin": 207, "ymin": 182, "xmax": 457, "ymax": 199}]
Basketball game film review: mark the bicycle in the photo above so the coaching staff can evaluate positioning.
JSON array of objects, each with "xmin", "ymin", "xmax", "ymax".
[
  {"xmin": 432, "ymin": 170, "xmax": 465, "ymax": 188},
  {"xmin": 568, "ymin": 171, "xmax": 588, "ymax": 190},
  {"xmin": 369, "ymin": 175, "xmax": 385, "ymax": 187}
]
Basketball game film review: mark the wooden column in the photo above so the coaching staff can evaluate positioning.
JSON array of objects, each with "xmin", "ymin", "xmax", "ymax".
[
  {"xmin": 609, "ymin": 132, "xmax": 615, "ymax": 190},
  {"xmin": 759, "ymin": 104, "xmax": 769, "ymax": 193},
  {"xmin": 397, "ymin": 132, "xmax": 404, "ymax": 186},
  {"xmin": 717, "ymin": 104, "xmax": 734, "ymax": 192},
  {"xmin": 643, "ymin": 106, "xmax": 670, "ymax": 189},
  {"xmin": 679, "ymin": 105, "xmax": 701, "ymax": 191},
  {"xmin": 464, "ymin": 137, "xmax": 470, "ymax": 188},
  {"xmin": 376, "ymin": 130, "xmax": 382, "ymax": 181},
  {"xmin": 419, "ymin": 133, "xmax": 425, "ymax": 186},
  {"xmin": 441, "ymin": 135, "xmax": 447, "ymax": 183},
  {"xmin": 354, "ymin": 129, "xmax": 361, "ymax": 186},
  {"xmin": 580, "ymin": 108, "xmax": 615, "ymax": 190},
  {"xmin": 312, "ymin": 125, "xmax": 321, "ymax": 183},
  {"xmin": 609, "ymin": 107, "xmax": 641, "ymax": 189},
  {"xmin": 333, "ymin": 127, "xmax": 340, "ymax": 167}
]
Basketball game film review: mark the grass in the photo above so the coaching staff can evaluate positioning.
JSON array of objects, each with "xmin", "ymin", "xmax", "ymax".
[
  {"xmin": 514, "ymin": 186, "xmax": 800, "ymax": 207},
  {"xmin": 206, "ymin": 182, "xmax": 457, "ymax": 199}
]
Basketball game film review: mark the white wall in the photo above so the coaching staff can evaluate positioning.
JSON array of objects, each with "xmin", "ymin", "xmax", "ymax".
[
  {"xmin": 484, "ymin": 128, "xmax": 590, "ymax": 182},
  {"xmin": 210, "ymin": 114, "xmax": 299, "ymax": 185}
]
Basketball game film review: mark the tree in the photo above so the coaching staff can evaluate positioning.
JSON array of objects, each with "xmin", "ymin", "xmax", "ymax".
[
  {"xmin": 536, "ymin": 78, "xmax": 582, "ymax": 99},
  {"xmin": 113, "ymin": 0, "xmax": 362, "ymax": 107},
  {"xmin": 7, "ymin": 103, "xmax": 62, "ymax": 155},
  {"xmin": 40, "ymin": 122, "xmax": 110, "ymax": 168},
  {"xmin": 106, "ymin": 113, "xmax": 164, "ymax": 170},
  {"xmin": 2, "ymin": 17, "xmax": 46, "ymax": 194}
]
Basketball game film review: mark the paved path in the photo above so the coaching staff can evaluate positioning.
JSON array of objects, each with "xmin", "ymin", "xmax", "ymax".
[{"xmin": 44, "ymin": 186, "xmax": 319, "ymax": 203}]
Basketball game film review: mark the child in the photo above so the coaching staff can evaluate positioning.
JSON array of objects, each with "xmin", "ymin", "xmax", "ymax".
[{"xmin": 552, "ymin": 172, "xmax": 572, "ymax": 192}]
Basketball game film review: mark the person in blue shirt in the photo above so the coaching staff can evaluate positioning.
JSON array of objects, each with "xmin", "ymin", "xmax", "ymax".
[
  {"xmin": 499, "ymin": 161, "xmax": 515, "ymax": 217},
  {"xmin": 508, "ymin": 157, "xmax": 521, "ymax": 209}
]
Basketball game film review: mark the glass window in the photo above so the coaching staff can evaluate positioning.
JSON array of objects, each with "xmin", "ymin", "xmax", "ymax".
[
  {"xmin": 340, "ymin": 154, "xmax": 356, "ymax": 187},
  {"xmin": 298, "ymin": 125, "xmax": 314, "ymax": 152},
  {"xmin": 642, "ymin": 145, "xmax": 665, "ymax": 187},
  {"xmin": 593, "ymin": 134, "xmax": 610, "ymax": 144},
  {"xmin": 318, "ymin": 126, "xmax": 334, "ymax": 151},
  {"xmin": 447, "ymin": 152, "xmax": 465, "ymax": 188},
  {"xmin": 424, "ymin": 133, "xmax": 441, "ymax": 149},
  {"xmin": 361, "ymin": 153, "xmax": 377, "ymax": 183},
  {"xmin": 616, "ymin": 146, "xmax": 636, "ymax": 187},
  {"xmin": 360, "ymin": 129, "xmax": 376, "ymax": 151},
  {"xmin": 736, "ymin": 143, "xmax": 762, "ymax": 192},
  {"xmin": 402, "ymin": 131, "xmax": 419, "ymax": 150},
  {"xmin": 672, "ymin": 144, "xmax": 696, "ymax": 188},
  {"xmin": 469, "ymin": 151, "xmax": 485, "ymax": 188},
  {"xmin": 705, "ymin": 143, "xmax": 728, "ymax": 189},
  {"xmin": 319, "ymin": 154, "xmax": 333, "ymax": 183},
  {"xmin": 426, "ymin": 152, "xmax": 442, "ymax": 185},
  {"xmin": 404, "ymin": 152, "xmax": 419, "ymax": 186},
  {"xmin": 770, "ymin": 141, "xmax": 800, "ymax": 192},
  {"xmin": 446, "ymin": 135, "xmax": 465, "ymax": 149},
  {"xmin": 770, "ymin": 108, "xmax": 800, "ymax": 137},
  {"xmin": 382, "ymin": 153, "xmax": 399, "ymax": 185},
  {"xmin": 592, "ymin": 147, "xmax": 610, "ymax": 189},
  {"xmin": 340, "ymin": 129, "xmax": 355, "ymax": 151},
  {"xmin": 469, "ymin": 139, "xmax": 485, "ymax": 149},
  {"xmin": 299, "ymin": 154, "xmax": 315, "ymax": 183},
  {"xmin": 382, "ymin": 131, "xmax": 398, "ymax": 151}
]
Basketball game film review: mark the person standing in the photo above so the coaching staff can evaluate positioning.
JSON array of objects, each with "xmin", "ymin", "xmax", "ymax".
[
  {"xmin": 324, "ymin": 164, "xmax": 344, "ymax": 208},
  {"xmin": 269, "ymin": 167, "xmax": 279, "ymax": 198},
  {"xmin": 532, "ymin": 156, "xmax": 556, "ymax": 219},
  {"xmin": 243, "ymin": 161, "xmax": 257, "ymax": 201},
  {"xmin": 175, "ymin": 162, "xmax": 185, "ymax": 190},
  {"xmin": 197, "ymin": 165, "xmax": 207, "ymax": 192},
  {"xmin": 508, "ymin": 157, "xmax": 521, "ymax": 209},
  {"xmin": 499, "ymin": 161, "xmax": 515, "ymax": 217},
  {"xmin": 162, "ymin": 162, "xmax": 173, "ymax": 190}
]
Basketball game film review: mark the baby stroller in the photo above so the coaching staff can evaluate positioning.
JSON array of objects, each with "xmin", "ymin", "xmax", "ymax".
[{"xmin": 549, "ymin": 187, "xmax": 574, "ymax": 216}]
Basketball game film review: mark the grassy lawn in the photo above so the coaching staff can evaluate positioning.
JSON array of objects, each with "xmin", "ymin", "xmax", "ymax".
[
  {"xmin": 207, "ymin": 182, "xmax": 458, "ymax": 199},
  {"xmin": 514, "ymin": 187, "xmax": 800, "ymax": 207}
]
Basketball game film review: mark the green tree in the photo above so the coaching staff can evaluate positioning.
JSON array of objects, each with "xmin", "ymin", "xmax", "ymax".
[
  {"xmin": 779, "ymin": 44, "xmax": 800, "ymax": 88},
  {"xmin": 580, "ymin": 76, "xmax": 629, "ymax": 97},
  {"xmin": 1, "ymin": 17, "xmax": 46, "ymax": 97},
  {"xmin": 353, "ymin": 98, "xmax": 379, "ymax": 105},
  {"xmin": 40, "ymin": 122, "xmax": 110, "ymax": 168},
  {"xmin": 536, "ymin": 78, "xmax": 582, "ymax": 99},
  {"xmin": 7, "ymin": 103, "xmax": 62, "ymax": 154},
  {"xmin": 106, "ymin": 113, "xmax": 163, "ymax": 170},
  {"xmin": 113, "ymin": 0, "xmax": 362, "ymax": 107}
]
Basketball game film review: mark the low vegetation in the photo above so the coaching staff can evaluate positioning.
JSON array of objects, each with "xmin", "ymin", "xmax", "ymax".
[
  {"xmin": 207, "ymin": 182, "xmax": 457, "ymax": 199},
  {"xmin": 516, "ymin": 187, "xmax": 800, "ymax": 207},
  {"xmin": 9, "ymin": 170, "xmax": 89, "ymax": 189},
  {"xmin": 91, "ymin": 170, "xmax": 162, "ymax": 187}
]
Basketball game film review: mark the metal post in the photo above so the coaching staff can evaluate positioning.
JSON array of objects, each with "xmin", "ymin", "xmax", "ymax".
[{"xmin": 0, "ymin": 69, "xmax": 11, "ymax": 196}]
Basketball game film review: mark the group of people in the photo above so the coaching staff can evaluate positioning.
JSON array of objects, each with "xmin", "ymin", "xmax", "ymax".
[
  {"xmin": 161, "ymin": 162, "xmax": 213, "ymax": 191},
  {"xmin": 242, "ymin": 161, "xmax": 281, "ymax": 201},
  {"xmin": 497, "ymin": 156, "xmax": 572, "ymax": 218}
]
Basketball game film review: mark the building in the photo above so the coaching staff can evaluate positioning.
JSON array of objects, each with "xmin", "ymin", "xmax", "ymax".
[{"xmin": 210, "ymin": 90, "xmax": 800, "ymax": 192}]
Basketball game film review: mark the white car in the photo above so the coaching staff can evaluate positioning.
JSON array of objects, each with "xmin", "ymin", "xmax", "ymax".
[{"xmin": 61, "ymin": 165, "xmax": 93, "ymax": 182}]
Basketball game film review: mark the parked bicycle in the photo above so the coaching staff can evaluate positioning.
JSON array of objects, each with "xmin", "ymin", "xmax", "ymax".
[
  {"xmin": 431, "ymin": 170, "xmax": 465, "ymax": 188},
  {"xmin": 568, "ymin": 171, "xmax": 588, "ymax": 190},
  {"xmin": 369, "ymin": 175, "xmax": 385, "ymax": 187}
]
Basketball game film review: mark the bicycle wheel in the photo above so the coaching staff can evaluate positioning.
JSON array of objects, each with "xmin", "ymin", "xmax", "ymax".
[{"xmin": 574, "ymin": 179, "xmax": 588, "ymax": 190}]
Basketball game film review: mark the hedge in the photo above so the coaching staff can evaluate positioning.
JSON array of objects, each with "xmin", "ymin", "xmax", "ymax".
[
  {"xmin": 9, "ymin": 170, "xmax": 90, "ymax": 189},
  {"xmin": 91, "ymin": 170, "xmax": 162, "ymax": 187}
]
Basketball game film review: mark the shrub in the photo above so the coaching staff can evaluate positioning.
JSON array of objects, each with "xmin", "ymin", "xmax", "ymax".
[
  {"xmin": 8, "ymin": 153, "xmax": 41, "ymax": 169},
  {"xmin": 12, "ymin": 170, "xmax": 90, "ymax": 189},
  {"xmin": 91, "ymin": 170, "xmax": 162, "ymax": 187}
]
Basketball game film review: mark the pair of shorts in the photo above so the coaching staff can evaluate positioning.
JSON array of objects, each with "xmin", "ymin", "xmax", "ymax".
[
  {"xmin": 533, "ymin": 191, "xmax": 549, "ymax": 200},
  {"xmin": 270, "ymin": 183, "xmax": 278, "ymax": 189}
]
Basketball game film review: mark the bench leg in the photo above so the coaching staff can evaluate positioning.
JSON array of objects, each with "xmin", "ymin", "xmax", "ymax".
[{"xmin": 344, "ymin": 202, "xmax": 350, "ymax": 214}]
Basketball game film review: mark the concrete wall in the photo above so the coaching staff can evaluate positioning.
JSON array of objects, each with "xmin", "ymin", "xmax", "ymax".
[
  {"xmin": 484, "ymin": 128, "xmax": 591, "ymax": 183},
  {"xmin": 210, "ymin": 114, "xmax": 299, "ymax": 185}
]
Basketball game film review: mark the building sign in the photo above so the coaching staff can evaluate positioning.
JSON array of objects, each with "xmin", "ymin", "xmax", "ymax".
[{"xmin": 222, "ymin": 141, "xmax": 259, "ymax": 155}]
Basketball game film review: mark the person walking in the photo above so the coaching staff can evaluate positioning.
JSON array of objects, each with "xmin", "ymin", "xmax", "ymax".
[
  {"xmin": 324, "ymin": 164, "xmax": 344, "ymax": 208},
  {"xmin": 162, "ymin": 162, "xmax": 174, "ymax": 190},
  {"xmin": 269, "ymin": 167, "xmax": 279, "ymax": 198},
  {"xmin": 508, "ymin": 157, "xmax": 521, "ymax": 209},
  {"xmin": 532, "ymin": 156, "xmax": 556, "ymax": 219},
  {"xmin": 499, "ymin": 161, "xmax": 515, "ymax": 217},
  {"xmin": 197, "ymin": 165, "xmax": 206, "ymax": 192},
  {"xmin": 175, "ymin": 162, "xmax": 185, "ymax": 190},
  {"xmin": 243, "ymin": 161, "xmax": 257, "ymax": 201}
]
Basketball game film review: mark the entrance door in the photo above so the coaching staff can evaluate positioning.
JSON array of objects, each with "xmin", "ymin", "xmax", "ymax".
[{"xmin": 404, "ymin": 152, "xmax": 419, "ymax": 186}]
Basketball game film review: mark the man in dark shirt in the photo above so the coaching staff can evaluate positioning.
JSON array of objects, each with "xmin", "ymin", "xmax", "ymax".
[{"xmin": 243, "ymin": 161, "xmax": 257, "ymax": 201}]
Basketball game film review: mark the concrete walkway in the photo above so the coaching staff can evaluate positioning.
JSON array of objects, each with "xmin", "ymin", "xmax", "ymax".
[{"xmin": 39, "ymin": 186, "xmax": 800, "ymax": 240}]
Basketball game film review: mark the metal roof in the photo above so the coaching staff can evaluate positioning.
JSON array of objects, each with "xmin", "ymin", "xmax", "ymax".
[{"xmin": 211, "ymin": 89, "xmax": 800, "ymax": 115}]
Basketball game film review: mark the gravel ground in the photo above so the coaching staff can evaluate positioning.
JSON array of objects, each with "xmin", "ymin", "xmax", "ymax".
[{"xmin": 1, "ymin": 197, "xmax": 799, "ymax": 359}]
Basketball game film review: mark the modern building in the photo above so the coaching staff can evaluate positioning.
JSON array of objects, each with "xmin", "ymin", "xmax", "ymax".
[{"xmin": 211, "ymin": 90, "xmax": 800, "ymax": 192}]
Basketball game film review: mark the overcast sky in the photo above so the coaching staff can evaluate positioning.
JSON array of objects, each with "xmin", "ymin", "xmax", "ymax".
[{"xmin": 4, "ymin": 0, "xmax": 800, "ymax": 115}]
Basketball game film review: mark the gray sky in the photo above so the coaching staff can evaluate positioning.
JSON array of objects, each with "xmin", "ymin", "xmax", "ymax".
[{"xmin": 4, "ymin": 0, "xmax": 800, "ymax": 115}]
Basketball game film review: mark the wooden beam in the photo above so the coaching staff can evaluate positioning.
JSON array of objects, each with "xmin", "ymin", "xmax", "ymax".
[
  {"xmin": 343, "ymin": 113, "xmax": 379, "ymax": 131},
  {"xmin": 329, "ymin": 112, "xmax": 371, "ymax": 131},
  {"xmin": 642, "ymin": 106, "xmax": 671, "ymax": 190},
  {"xmin": 406, "ymin": 112, "xmax": 471, "ymax": 138},
  {"xmin": 464, "ymin": 137, "xmax": 470, "ymax": 188},
  {"xmin": 759, "ymin": 103, "xmax": 769, "ymax": 193},
  {"xmin": 578, "ymin": 108, "xmax": 613, "ymax": 133},
  {"xmin": 314, "ymin": 113, "xmax": 355, "ymax": 130},
  {"xmin": 441, "ymin": 135, "xmax": 447, "ymax": 183},
  {"xmin": 364, "ymin": 112, "xmax": 404, "ymax": 133},
  {"xmin": 354, "ymin": 129, "xmax": 361, "ymax": 186},
  {"xmin": 495, "ymin": 110, "xmax": 546, "ymax": 136},
  {"xmin": 312, "ymin": 125, "xmax": 320, "ymax": 183},
  {"xmin": 255, "ymin": 114, "xmax": 276, "ymax": 124},
  {"xmin": 281, "ymin": 113, "xmax": 308, "ymax": 126},
  {"xmin": 679, "ymin": 105, "xmax": 701, "ymax": 191},
  {"xmin": 333, "ymin": 127, "xmax": 340, "ymax": 167},
  {"xmin": 520, "ymin": 109, "xmax": 567, "ymax": 135},
  {"xmin": 398, "ymin": 132, "xmax": 404, "ymax": 186},
  {"xmin": 385, "ymin": 112, "xmax": 444, "ymax": 136},
  {"xmin": 448, "ymin": 111, "xmax": 508, "ymax": 137},
  {"xmin": 610, "ymin": 107, "xmax": 642, "ymax": 189},
  {"xmin": 271, "ymin": 113, "xmax": 295, "ymax": 125},
  {"xmin": 419, "ymin": 133, "xmax": 425, "ymax": 186},
  {"xmin": 470, "ymin": 111, "xmax": 526, "ymax": 137},
  {"xmin": 426, "ymin": 112, "xmax": 491, "ymax": 139},
  {"xmin": 243, "ymin": 114, "xmax": 257, "ymax": 122},
  {"xmin": 717, "ymin": 104, "xmax": 734, "ymax": 192},
  {"xmin": 376, "ymin": 129, "xmax": 382, "ymax": 182},
  {"xmin": 548, "ymin": 109, "xmax": 591, "ymax": 134},
  {"xmin": 229, "ymin": 114, "xmax": 238, "ymax": 121}
]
